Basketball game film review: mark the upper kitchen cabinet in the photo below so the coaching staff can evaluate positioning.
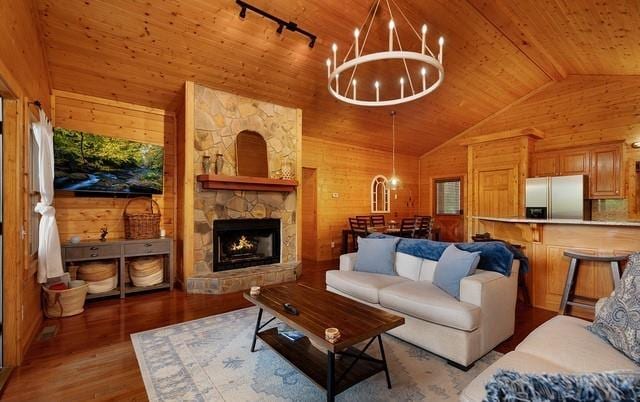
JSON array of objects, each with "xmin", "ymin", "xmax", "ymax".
[
  {"xmin": 590, "ymin": 143, "xmax": 623, "ymax": 198},
  {"xmin": 530, "ymin": 142, "xmax": 623, "ymax": 199}
]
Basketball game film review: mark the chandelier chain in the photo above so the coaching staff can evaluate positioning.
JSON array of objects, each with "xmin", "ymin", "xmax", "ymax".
[
  {"xmin": 392, "ymin": 111, "xmax": 396, "ymax": 176},
  {"xmin": 385, "ymin": 0, "xmax": 416, "ymax": 96},
  {"xmin": 344, "ymin": 0, "xmax": 380, "ymax": 97}
]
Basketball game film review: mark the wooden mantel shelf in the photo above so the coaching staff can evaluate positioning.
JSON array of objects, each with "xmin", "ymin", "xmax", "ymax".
[{"xmin": 196, "ymin": 174, "xmax": 298, "ymax": 192}]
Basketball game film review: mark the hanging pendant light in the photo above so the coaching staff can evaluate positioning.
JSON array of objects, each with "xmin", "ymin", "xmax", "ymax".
[{"xmin": 390, "ymin": 111, "xmax": 400, "ymax": 190}]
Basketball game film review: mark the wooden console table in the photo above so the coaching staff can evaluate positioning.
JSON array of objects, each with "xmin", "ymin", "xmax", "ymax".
[{"xmin": 61, "ymin": 238, "xmax": 174, "ymax": 300}]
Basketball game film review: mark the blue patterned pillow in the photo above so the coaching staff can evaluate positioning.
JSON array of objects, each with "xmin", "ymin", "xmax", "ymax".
[
  {"xmin": 484, "ymin": 370, "xmax": 640, "ymax": 402},
  {"xmin": 588, "ymin": 252, "xmax": 640, "ymax": 364}
]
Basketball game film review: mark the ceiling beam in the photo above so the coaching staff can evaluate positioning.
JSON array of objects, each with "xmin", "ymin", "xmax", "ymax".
[{"xmin": 466, "ymin": 0, "xmax": 567, "ymax": 81}]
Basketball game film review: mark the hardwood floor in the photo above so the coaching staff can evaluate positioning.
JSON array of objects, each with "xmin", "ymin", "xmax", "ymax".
[{"xmin": 2, "ymin": 260, "xmax": 555, "ymax": 401}]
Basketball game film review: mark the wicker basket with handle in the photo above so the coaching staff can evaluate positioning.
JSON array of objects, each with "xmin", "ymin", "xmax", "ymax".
[{"xmin": 124, "ymin": 197, "xmax": 161, "ymax": 240}]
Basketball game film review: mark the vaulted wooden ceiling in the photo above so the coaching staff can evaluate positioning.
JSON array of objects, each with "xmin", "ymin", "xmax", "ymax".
[{"xmin": 35, "ymin": 0, "xmax": 640, "ymax": 155}]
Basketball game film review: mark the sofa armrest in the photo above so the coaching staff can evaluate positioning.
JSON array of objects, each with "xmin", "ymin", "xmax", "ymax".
[
  {"xmin": 460, "ymin": 261, "xmax": 520, "ymax": 352},
  {"xmin": 339, "ymin": 253, "xmax": 357, "ymax": 271}
]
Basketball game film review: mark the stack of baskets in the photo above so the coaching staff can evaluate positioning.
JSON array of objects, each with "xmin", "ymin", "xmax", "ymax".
[
  {"xmin": 78, "ymin": 260, "xmax": 118, "ymax": 294},
  {"xmin": 42, "ymin": 283, "xmax": 89, "ymax": 318},
  {"xmin": 129, "ymin": 257, "xmax": 163, "ymax": 287}
]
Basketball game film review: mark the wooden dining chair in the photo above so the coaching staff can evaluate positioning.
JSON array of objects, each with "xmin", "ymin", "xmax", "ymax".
[
  {"xmin": 413, "ymin": 216, "xmax": 433, "ymax": 239},
  {"xmin": 370, "ymin": 214, "xmax": 386, "ymax": 227},
  {"xmin": 356, "ymin": 215, "xmax": 373, "ymax": 226},
  {"xmin": 399, "ymin": 218, "xmax": 417, "ymax": 238},
  {"xmin": 349, "ymin": 217, "xmax": 370, "ymax": 251}
]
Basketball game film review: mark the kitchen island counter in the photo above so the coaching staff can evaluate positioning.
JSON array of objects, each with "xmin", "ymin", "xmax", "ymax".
[{"xmin": 474, "ymin": 216, "xmax": 640, "ymax": 227}]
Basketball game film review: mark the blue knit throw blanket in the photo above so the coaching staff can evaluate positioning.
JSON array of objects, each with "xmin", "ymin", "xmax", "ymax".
[
  {"xmin": 484, "ymin": 370, "xmax": 640, "ymax": 402},
  {"xmin": 368, "ymin": 234, "xmax": 528, "ymax": 276}
]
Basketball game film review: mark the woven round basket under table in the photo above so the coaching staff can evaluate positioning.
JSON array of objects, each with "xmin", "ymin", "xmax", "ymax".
[
  {"xmin": 78, "ymin": 260, "xmax": 118, "ymax": 282},
  {"xmin": 130, "ymin": 257, "xmax": 163, "ymax": 287},
  {"xmin": 87, "ymin": 275, "xmax": 118, "ymax": 294},
  {"xmin": 124, "ymin": 197, "xmax": 161, "ymax": 240},
  {"xmin": 42, "ymin": 283, "xmax": 89, "ymax": 318}
]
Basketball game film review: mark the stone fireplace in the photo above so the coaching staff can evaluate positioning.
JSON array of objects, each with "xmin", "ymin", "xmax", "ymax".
[
  {"xmin": 186, "ymin": 84, "xmax": 301, "ymax": 295},
  {"xmin": 213, "ymin": 218, "xmax": 281, "ymax": 271}
]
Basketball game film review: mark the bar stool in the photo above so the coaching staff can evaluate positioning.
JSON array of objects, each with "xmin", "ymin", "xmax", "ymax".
[{"xmin": 558, "ymin": 251, "xmax": 628, "ymax": 315}]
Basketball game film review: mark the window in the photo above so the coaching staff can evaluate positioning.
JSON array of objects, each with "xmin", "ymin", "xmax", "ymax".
[
  {"xmin": 371, "ymin": 175, "xmax": 390, "ymax": 213},
  {"xmin": 435, "ymin": 178, "xmax": 461, "ymax": 215}
]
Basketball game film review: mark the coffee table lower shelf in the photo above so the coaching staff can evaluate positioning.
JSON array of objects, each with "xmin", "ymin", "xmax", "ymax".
[{"xmin": 257, "ymin": 328, "xmax": 385, "ymax": 396}]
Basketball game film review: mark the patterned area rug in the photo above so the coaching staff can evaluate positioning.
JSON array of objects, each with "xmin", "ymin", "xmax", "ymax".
[{"xmin": 131, "ymin": 307, "xmax": 500, "ymax": 401}]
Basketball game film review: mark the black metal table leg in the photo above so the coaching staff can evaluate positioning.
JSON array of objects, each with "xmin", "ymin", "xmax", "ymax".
[
  {"xmin": 327, "ymin": 351, "xmax": 335, "ymax": 402},
  {"xmin": 251, "ymin": 308, "xmax": 263, "ymax": 352},
  {"xmin": 377, "ymin": 335, "xmax": 392, "ymax": 389}
]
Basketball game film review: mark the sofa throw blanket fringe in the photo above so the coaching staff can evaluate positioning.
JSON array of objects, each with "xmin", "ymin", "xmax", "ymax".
[
  {"xmin": 368, "ymin": 234, "xmax": 528, "ymax": 276},
  {"xmin": 484, "ymin": 370, "xmax": 640, "ymax": 402}
]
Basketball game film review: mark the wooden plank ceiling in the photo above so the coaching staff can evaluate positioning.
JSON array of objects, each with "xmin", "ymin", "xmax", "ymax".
[{"xmin": 35, "ymin": 0, "xmax": 640, "ymax": 155}]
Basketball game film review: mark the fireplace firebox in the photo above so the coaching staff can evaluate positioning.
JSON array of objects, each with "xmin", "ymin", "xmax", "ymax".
[{"xmin": 213, "ymin": 219, "xmax": 281, "ymax": 271}]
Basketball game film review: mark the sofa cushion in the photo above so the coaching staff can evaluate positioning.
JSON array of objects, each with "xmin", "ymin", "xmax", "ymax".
[
  {"xmin": 460, "ymin": 351, "xmax": 570, "ymax": 402},
  {"xmin": 516, "ymin": 315, "xmax": 639, "ymax": 372},
  {"xmin": 354, "ymin": 237, "xmax": 400, "ymax": 276},
  {"xmin": 418, "ymin": 258, "xmax": 438, "ymax": 282},
  {"xmin": 379, "ymin": 281, "xmax": 481, "ymax": 331},
  {"xmin": 325, "ymin": 270, "xmax": 408, "ymax": 304},
  {"xmin": 395, "ymin": 252, "xmax": 422, "ymax": 281},
  {"xmin": 433, "ymin": 244, "xmax": 481, "ymax": 299},
  {"xmin": 588, "ymin": 252, "xmax": 640, "ymax": 364}
]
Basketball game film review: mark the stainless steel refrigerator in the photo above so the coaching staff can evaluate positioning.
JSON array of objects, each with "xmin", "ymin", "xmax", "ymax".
[{"xmin": 525, "ymin": 175, "xmax": 591, "ymax": 220}]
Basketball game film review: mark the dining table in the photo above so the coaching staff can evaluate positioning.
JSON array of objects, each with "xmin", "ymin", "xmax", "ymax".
[{"xmin": 340, "ymin": 224, "xmax": 440, "ymax": 255}]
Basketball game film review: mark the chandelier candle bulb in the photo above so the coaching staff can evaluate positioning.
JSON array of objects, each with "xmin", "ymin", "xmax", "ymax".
[
  {"xmin": 326, "ymin": 59, "xmax": 331, "ymax": 78},
  {"xmin": 332, "ymin": 43, "xmax": 337, "ymax": 71},
  {"xmin": 421, "ymin": 24, "xmax": 427, "ymax": 55},
  {"xmin": 375, "ymin": 81, "xmax": 380, "ymax": 101},
  {"xmin": 354, "ymin": 28, "xmax": 360, "ymax": 57},
  {"xmin": 421, "ymin": 67, "xmax": 427, "ymax": 91},
  {"xmin": 388, "ymin": 20, "xmax": 395, "ymax": 51},
  {"xmin": 336, "ymin": 73, "xmax": 339, "ymax": 93},
  {"xmin": 352, "ymin": 79, "xmax": 357, "ymax": 100},
  {"xmin": 400, "ymin": 77, "xmax": 405, "ymax": 98},
  {"xmin": 438, "ymin": 36, "xmax": 444, "ymax": 63}
]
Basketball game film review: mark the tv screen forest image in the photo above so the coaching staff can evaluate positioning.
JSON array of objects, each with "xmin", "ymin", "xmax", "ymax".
[{"xmin": 53, "ymin": 128, "xmax": 164, "ymax": 194}]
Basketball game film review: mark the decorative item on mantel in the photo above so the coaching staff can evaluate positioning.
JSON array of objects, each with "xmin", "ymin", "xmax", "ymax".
[
  {"xmin": 202, "ymin": 152, "xmax": 212, "ymax": 174},
  {"xmin": 215, "ymin": 152, "xmax": 224, "ymax": 175},
  {"xmin": 281, "ymin": 158, "xmax": 294, "ymax": 180}
]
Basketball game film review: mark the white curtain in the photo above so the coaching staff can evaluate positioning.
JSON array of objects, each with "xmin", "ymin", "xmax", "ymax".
[{"xmin": 32, "ymin": 109, "xmax": 64, "ymax": 283}]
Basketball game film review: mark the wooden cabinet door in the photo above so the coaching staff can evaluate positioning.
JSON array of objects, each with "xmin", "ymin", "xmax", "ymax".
[
  {"xmin": 590, "ymin": 144, "xmax": 622, "ymax": 198},
  {"xmin": 559, "ymin": 151, "xmax": 590, "ymax": 175},
  {"xmin": 532, "ymin": 153, "xmax": 558, "ymax": 177},
  {"xmin": 476, "ymin": 168, "xmax": 518, "ymax": 217}
]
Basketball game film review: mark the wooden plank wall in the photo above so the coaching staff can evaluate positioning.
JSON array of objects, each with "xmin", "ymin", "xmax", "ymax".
[
  {"xmin": 51, "ymin": 91, "xmax": 177, "ymax": 242},
  {"xmin": 0, "ymin": 0, "xmax": 52, "ymax": 366},
  {"xmin": 302, "ymin": 137, "xmax": 420, "ymax": 261}
]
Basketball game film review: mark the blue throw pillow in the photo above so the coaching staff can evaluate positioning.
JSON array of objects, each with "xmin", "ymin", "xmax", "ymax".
[
  {"xmin": 354, "ymin": 237, "xmax": 400, "ymax": 276},
  {"xmin": 485, "ymin": 370, "xmax": 640, "ymax": 402},
  {"xmin": 432, "ymin": 244, "xmax": 480, "ymax": 299},
  {"xmin": 588, "ymin": 252, "xmax": 640, "ymax": 364}
]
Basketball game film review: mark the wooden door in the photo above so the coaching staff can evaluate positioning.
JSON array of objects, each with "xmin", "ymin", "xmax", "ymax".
[
  {"xmin": 531, "ymin": 153, "xmax": 558, "ymax": 177},
  {"xmin": 301, "ymin": 168, "xmax": 318, "ymax": 260},
  {"xmin": 590, "ymin": 144, "xmax": 622, "ymax": 198},
  {"xmin": 433, "ymin": 177, "xmax": 464, "ymax": 242},
  {"xmin": 559, "ymin": 151, "xmax": 590, "ymax": 176},
  {"xmin": 476, "ymin": 168, "xmax": 518, "ymax": 217}
]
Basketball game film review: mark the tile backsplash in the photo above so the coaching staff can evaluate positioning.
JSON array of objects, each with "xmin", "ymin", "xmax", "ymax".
[{"xmin": 591, "ymin": 199, "xmax": 628, "ymax": 221}]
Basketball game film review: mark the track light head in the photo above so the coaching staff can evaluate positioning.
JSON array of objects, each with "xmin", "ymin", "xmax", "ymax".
[{"xmin": 239, "ymin": 6, "xmax": 246, "ymax": 19}]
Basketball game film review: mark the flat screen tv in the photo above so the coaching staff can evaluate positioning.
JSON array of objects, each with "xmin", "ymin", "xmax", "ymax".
[{"xmin": 53, "ymin": 127, "xmax": 164, "ymax": 195}]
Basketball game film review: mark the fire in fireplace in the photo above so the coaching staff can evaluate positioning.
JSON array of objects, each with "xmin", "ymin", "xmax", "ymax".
[{"xmin": 213, "ymin": 219, "xmax": 281, "ymax": 271}]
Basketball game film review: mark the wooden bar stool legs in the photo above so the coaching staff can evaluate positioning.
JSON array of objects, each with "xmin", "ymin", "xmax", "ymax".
[{"xmin": 558, "ymin": 251, "xmax": 627, "ymax": 316}]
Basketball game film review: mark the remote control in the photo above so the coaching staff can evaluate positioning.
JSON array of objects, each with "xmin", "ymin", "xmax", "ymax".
[{"xmin": 283, "ymin": 303, "xmax": 299, "ymax": 315}]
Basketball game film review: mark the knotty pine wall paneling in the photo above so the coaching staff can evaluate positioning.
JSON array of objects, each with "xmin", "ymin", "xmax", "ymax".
[
  {"xmin": 302, "ymin": 137, "xmax": 420, "ymax": 261},
  {"xmin": 0, "ymin": 0, "xmax": 52, "ymax": 366},
  {"xmin": 51, "ymin": 90, "xmax": 177, "ymax": 275}
]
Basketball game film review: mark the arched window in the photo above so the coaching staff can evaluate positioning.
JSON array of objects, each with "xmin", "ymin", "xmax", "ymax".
[{"xmin": 371, "ymin": 175, "xmax": 390, "ymax": 213}]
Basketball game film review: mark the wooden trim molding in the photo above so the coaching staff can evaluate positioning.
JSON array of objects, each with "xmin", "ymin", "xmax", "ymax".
[{"xmin": 459, "ymin": 127, "xmax": 544, "ymax": 146}]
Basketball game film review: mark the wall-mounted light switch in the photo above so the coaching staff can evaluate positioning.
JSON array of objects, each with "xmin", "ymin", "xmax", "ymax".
[{"xmin": 332, "ymin": 193, "xmax": 339, "ymax": 198}]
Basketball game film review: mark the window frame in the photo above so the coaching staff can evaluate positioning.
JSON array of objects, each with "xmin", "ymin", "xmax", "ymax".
[{"xmin": 433, "ymin": 177, "xmax": 462, "ymax": 216}]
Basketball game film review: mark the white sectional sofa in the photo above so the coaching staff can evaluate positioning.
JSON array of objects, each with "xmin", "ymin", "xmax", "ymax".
[
  {"xmin": 326, "ymin": 251, "xmax": 520, "ymax": 369},
  {"xmin": 460, "ymin": 299, "xmax": 639, "ymax": 401}
]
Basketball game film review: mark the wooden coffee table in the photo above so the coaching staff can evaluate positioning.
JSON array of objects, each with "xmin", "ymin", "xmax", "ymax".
[{"xmin": 244, "ymin": 283, "xmax": 404, "ymax": 402}]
